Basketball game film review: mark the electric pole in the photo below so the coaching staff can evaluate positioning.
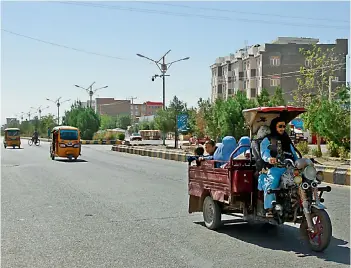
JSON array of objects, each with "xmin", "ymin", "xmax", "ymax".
[
  {"xmin": 127, "ymin": 96, "xmax": 137, "ymax": 123},
  {"xmin": 75, "ymin": 82, "xmax": 108, "ymax": 110},
  {"xmin": 136, "ymin": 50, "xmax": 190, "ymax": 145},
  {"xmin": 46, "ymin": 97, "xmax": 70, "ymax": 125}
]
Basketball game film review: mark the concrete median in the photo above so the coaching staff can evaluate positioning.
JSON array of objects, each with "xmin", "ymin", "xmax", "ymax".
[
  {"xmin": 111, "ymin": 145, "xmax": 350, "ymax": 186},
  {"xmin": 22, "ymin": 137, "xmax": 122, "ymax": 145}
]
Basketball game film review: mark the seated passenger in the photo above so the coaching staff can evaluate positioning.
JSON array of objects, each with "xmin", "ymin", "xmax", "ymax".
[
  {"xmin": 187, "ymin": 146, "xmax": 205, "ymax": 165},
  {"xmin": 213, "ymin": 136, "xmax": 237, "ymax": 168},
  {"xmin": 254, "ymin": 125, "xmax": 271, "ymax": 191},
  {"xmin": 260, "ymin": 117, "xmax": 299, "ymax": 217},
  {"xmin": 199, "ymin": 139, "xmax": 217, "ymax": 161},
  {"xmin": 232, "ymin": 136, "xmax": 251, "ymax": 159}
]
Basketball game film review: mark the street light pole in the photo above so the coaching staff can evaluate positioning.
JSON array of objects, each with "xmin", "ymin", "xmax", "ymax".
[
  {"xmin": 75, "ymin": 82, "xmax": 108, "ymax": 109},
  {"xmin": 136, "ymin": 50, "xmax": 190, "ymax": 145},
  {"xmin": 46, "ymin": 97, "xmax": 70, "ymax": 125}
]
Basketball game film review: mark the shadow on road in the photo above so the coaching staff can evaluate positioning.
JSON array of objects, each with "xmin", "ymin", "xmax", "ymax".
[
  {"xmin": 55, "ymin": 159, "xmax": 88, "ymax": 163},
  {"xmin": 194, "ymin": 219, "xmax": 350, "ymax": 265}
]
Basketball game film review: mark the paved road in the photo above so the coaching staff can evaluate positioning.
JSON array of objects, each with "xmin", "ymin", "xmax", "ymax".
[{"xmin": 1, "ymin": 139, "xmax": 350, "ymax": 268}]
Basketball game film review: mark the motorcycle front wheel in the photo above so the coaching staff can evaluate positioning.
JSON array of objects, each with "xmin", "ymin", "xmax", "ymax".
[{"xmin": 300, "ymin": 208, "xmax": 332, "ymax": 252}]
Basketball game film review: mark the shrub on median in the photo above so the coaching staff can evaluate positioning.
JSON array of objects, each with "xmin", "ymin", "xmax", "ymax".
[{"xmin": 296, "ymin": 141, "xmax": 309, "ymax": 155}]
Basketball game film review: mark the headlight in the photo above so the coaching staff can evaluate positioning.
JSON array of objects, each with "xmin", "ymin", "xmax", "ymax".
[
  {"xmin": 303, "ymin": 165, "xmax": 317, "ymax": 181},
  {"xmin": 316, "ymin": 171, "xmax": 324, "ymax": 182}
]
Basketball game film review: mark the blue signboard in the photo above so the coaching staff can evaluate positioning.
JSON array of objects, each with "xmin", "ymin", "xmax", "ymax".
[
  {"xmin": 290, "ymin": 118, "xmax": 304, "ymax": 130},
  {"xmin": 177, "ymin": 114, "xmax": 189, "ymax": 132}
]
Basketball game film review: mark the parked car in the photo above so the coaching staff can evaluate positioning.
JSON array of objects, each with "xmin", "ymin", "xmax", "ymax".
[{"xmin": 130, "ymin": 133, "xmax": 142, "ymax": 141}]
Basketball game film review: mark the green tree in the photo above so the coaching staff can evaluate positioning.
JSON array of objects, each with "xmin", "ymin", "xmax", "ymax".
[
  {"xmin": 63, "ymin": 101, "xmax": 101, "ymax": 139},
  {"xmin": 257, "ymin": 88, "xmax": 270, "ymax": 106},
  {"xmin": 270, "ymin": 86, "xmax": 286, "ymax": 106},
  {"xmin": 100, "ymin": 115, "xmax": 117, "ymax": 130},
  {"xmin": 295, "ymin": 44, "xmax": 342, "ymax": 153},
  {"xmin": 116, "ymin": 115, "xmax": 131, "ymax": 130}
]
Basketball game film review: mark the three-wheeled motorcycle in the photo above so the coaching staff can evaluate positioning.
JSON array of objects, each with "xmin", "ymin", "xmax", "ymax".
[
  {"xmin": 50, "ymin": 126, "xmax": 81, "ymax": 161},
  {"xmin": 188, "ymin": 106, "xmax": 332, "ymax": 252},
  {"xmin": 3, "ymin": 128, "xmax": 21, "ymax": 149}
]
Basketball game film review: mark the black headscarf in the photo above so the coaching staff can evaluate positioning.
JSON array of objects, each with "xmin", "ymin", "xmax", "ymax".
[{"xmin": 268, "ymin": 117, "xmax": 293, "ymax": 154}]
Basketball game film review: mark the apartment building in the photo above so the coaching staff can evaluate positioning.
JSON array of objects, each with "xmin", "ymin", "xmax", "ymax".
[
  {"xmin": 98, "ymin": 99, "xmax": 131, "ymax": 117},
  {"xmin": 144, "ymin": 101, "xmax": 163, "ymax": 116},
  {"xmin": 211, "ymin": 37, "xmax": 348, "ymax": 103}
]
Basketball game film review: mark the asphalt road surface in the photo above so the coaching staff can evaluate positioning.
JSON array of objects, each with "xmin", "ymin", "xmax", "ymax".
[{"xmin": 1, "ymin": 140, "xmax": 350, "ymax": 268}]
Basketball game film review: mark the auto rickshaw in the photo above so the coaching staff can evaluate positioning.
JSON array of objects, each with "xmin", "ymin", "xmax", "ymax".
[
  {"xmin": 188, "ymin": 106, "xmax": 332, "ymax": 252},
  {"xmin": 3, "ymin": 128, "xmax": 21, "ymax": 149},
  {"xmin": 50, "ymin": 126, "xmax": 81, "ymax": 161}
]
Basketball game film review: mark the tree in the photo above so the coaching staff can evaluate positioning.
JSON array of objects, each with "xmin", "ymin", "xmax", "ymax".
[
  {"xmin": 295, "ymin": 44, "xmax": 340, "ymax": 107},
  {"xmin": 270, "ymin": 86, "xmax": 286, "ymax": 106},
  {"xmin": 63, "ymin": 101, "xmax": 101, "ymax": 140},
  {"xmin": 256, "ymin": 88, "xmax": 270, "ymax": 106},
  {"xmin": 116, "ymin": 115, "xmax": 131, "ymax": 130},
  {"xmin": 100, "ymin": 115, "xmax": 117, "ymax": 130},
  {"xmin": 295, "ymin": 44, "xmax": 342, "ymax": 153}
]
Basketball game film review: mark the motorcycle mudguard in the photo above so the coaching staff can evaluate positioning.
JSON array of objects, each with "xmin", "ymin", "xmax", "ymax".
[{"xmin": 312, "ymin": 203, "xmax": 327, "ymax": 210}]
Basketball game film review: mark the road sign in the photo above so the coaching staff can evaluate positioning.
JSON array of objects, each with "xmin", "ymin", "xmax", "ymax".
[{"xmin": 177, "ymin": 114, "xmax": 188, "ymax": 132}]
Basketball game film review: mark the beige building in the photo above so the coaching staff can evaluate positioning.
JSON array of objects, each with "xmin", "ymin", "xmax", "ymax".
[{"xmin": 211, "ymin": 37, "xmax": 348, "ymax": 103}]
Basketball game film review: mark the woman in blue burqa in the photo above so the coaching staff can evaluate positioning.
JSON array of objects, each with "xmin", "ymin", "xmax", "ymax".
[
  {"xmin": 260, "ymin": 117, "xmax": 299, "ymax": 217},
  {"xmin": 213, "ymin": 136, "xmax": 237, "ymax": 168},
  {"xmin": 232, "ymin": 136, "xmax": 250, "ymax": 158}
]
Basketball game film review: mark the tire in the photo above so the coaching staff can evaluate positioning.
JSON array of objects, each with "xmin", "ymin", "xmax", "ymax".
[
  {"xmin": 12, "ymin": 145, "xmax": 15, "ymax": 149},
  {"xmin": 35, "ymin": 139, "xmax": 40, "ymax": 146},
  {"xmin": 28, "ymin": 139, "xmax": 33, "ymax": 146},
  {"xmin": 4, "ymin": 144, "xmax": 7, "ymax": 149},
  {"xmin": 300, "ymin": 208, "xmax": 332, "ymax": 252},
  {"xmin": 203, "ymin": 196, "xmax": 222, "ymax": 230}
]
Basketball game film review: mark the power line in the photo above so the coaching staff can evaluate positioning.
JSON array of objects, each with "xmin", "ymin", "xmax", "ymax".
[
  {"xmin": 56, "ymin": 2, "xmax": 348, "ymax": 30},
  {"xmin": 135, "ymin": 1, "xmax": 349, "ymax": 24},
  {"xmin": 1, "ymin": 29, "xmax": 130, "ymax": 61}
]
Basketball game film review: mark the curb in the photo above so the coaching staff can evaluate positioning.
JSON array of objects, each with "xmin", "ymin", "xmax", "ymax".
[
  {"xmin": 22, "ymin": 137, "xmax": 122, "ymax": 145},
  {"xmin": 111, "ymin": 145, "xmax": 350, "ymax": 186},
  {"xmin": 111, "ymin": 145, "xmax": 189, "ymax": 162}
]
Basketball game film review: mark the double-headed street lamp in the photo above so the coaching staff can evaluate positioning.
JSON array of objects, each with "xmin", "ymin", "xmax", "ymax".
[
  {"xmin": 74, "ymin": 82, "xmax": 108, "ymax": 109},
  {"xmin": 46, "ymin": 97, "xmax": 71, "ymax": 125},
  {"xmin": 136, "ymin": 50, "xmax": 190, "ymax": 145},
  {"xmin": 30, "ymin": 105, "xmax": 50, "ymax": 119}
]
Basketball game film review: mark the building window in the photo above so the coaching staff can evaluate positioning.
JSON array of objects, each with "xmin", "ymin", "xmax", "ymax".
[
  {"xmin": 228, "ymin": 76, "xmax": 232, "ymax": 83},
  {"xmin": 251, "ymin": 88, "xmax": 257, "ymax": 98},
  {"xmin": 251, "ymin": 69, "xmax": 256, "ymax": 77},
  {"xmin": 217, "ymin": 84, "xmax": 223, "ymax": 94},
  {"xmin": 334, "ymin": 76, "xmax": 339, "ymax": 82},
  {"xmin": 218, "ymin": 66, "xmax": 223, "ymax": 77},
  {"xmin": 305, "ymin": 59, "xmax": 312, "ymax": 67},
  {"xmin": 228, "ymin": 88, "xmax": 234, "ymax": 95},
  {"xmin": 270, "ymin": 78, "xmax": 281, "ymax": 87},
  {"xmin": 270, "ymin": 56, "xmax": 280, "ymax": 66},
  {"xmin": 228, "ymin": 64, "xmax": 232, "ymax": 71}
]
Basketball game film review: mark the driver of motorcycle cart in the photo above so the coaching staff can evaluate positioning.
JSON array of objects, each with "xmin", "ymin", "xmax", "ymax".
[{"xmin": 260, "ymin": 117, "xmax": 299, "ymax": 217}]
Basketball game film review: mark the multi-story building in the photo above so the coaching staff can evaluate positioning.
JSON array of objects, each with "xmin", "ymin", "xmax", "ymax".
[
  {"xmin": 144, "ymin": 101, "xmax": 163, "ymax": 116},
  {"xmin": 211, "ymin": 37, "xmax": 348, "ymax": 103},
  {"xmin": 98, "ymin": 99, "xmax": 131, "ymax": 117}
]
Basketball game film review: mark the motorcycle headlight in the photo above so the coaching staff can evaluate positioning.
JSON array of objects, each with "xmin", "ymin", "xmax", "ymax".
[{"xmin": 303, "ymin": 165, "xmax": 317, "ymax": 181}]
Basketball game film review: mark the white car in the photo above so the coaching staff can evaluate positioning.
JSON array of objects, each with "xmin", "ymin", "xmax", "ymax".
[{"xmin": 130, "ymin": 133, "xmax": 142, "ymax": 141}]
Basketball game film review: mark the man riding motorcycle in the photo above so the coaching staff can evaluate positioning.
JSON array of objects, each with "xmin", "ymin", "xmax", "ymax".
[{"xmin": 32, "ymin": 130, "xmax": 39, "ymax": 144}]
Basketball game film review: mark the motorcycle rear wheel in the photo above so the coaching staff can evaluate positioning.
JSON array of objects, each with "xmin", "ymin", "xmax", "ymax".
[{"xmin": 300, "ymin": 208, "xmax": 332, "ymax": 252}]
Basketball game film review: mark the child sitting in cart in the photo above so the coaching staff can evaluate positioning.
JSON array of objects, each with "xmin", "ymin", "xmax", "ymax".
[{"xmin": 187, "ymin": 146, "xmax": 205, "ymax": 166}]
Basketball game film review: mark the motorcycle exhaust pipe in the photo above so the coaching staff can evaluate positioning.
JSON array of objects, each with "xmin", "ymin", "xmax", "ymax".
[
  {"xmin": 301, "ymin": 182, "xmax": 310, "ymax": 190},
  {"xmin": 299, "ymin": 187, "xmax": 315, "ymax": 232}
]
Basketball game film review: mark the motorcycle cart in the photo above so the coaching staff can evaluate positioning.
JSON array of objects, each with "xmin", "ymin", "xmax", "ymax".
[{"xmin": 188, "ymin": 106, "xmax": 332, "ymax": 252}]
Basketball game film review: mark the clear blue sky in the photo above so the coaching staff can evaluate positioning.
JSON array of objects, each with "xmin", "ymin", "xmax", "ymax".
[{"xmin": 1, "ymin": 1, "xmax": 350, "ymax": 124}]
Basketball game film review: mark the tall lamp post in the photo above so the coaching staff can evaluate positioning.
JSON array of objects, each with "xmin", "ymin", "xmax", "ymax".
[
  {"xmin": 46, "ymin": 97, "xmax": 71, "ymax": 125},
  {"xmin": 136, "ymin": 50, "xmax": 190, "ymax": 145},
  {"xmin": 31, "ymin": 105, "xmax": 50, "ymax": 120},
  {"xmin": 74, "ymin": 82, "xmax": 108, "ymax": 109}
]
